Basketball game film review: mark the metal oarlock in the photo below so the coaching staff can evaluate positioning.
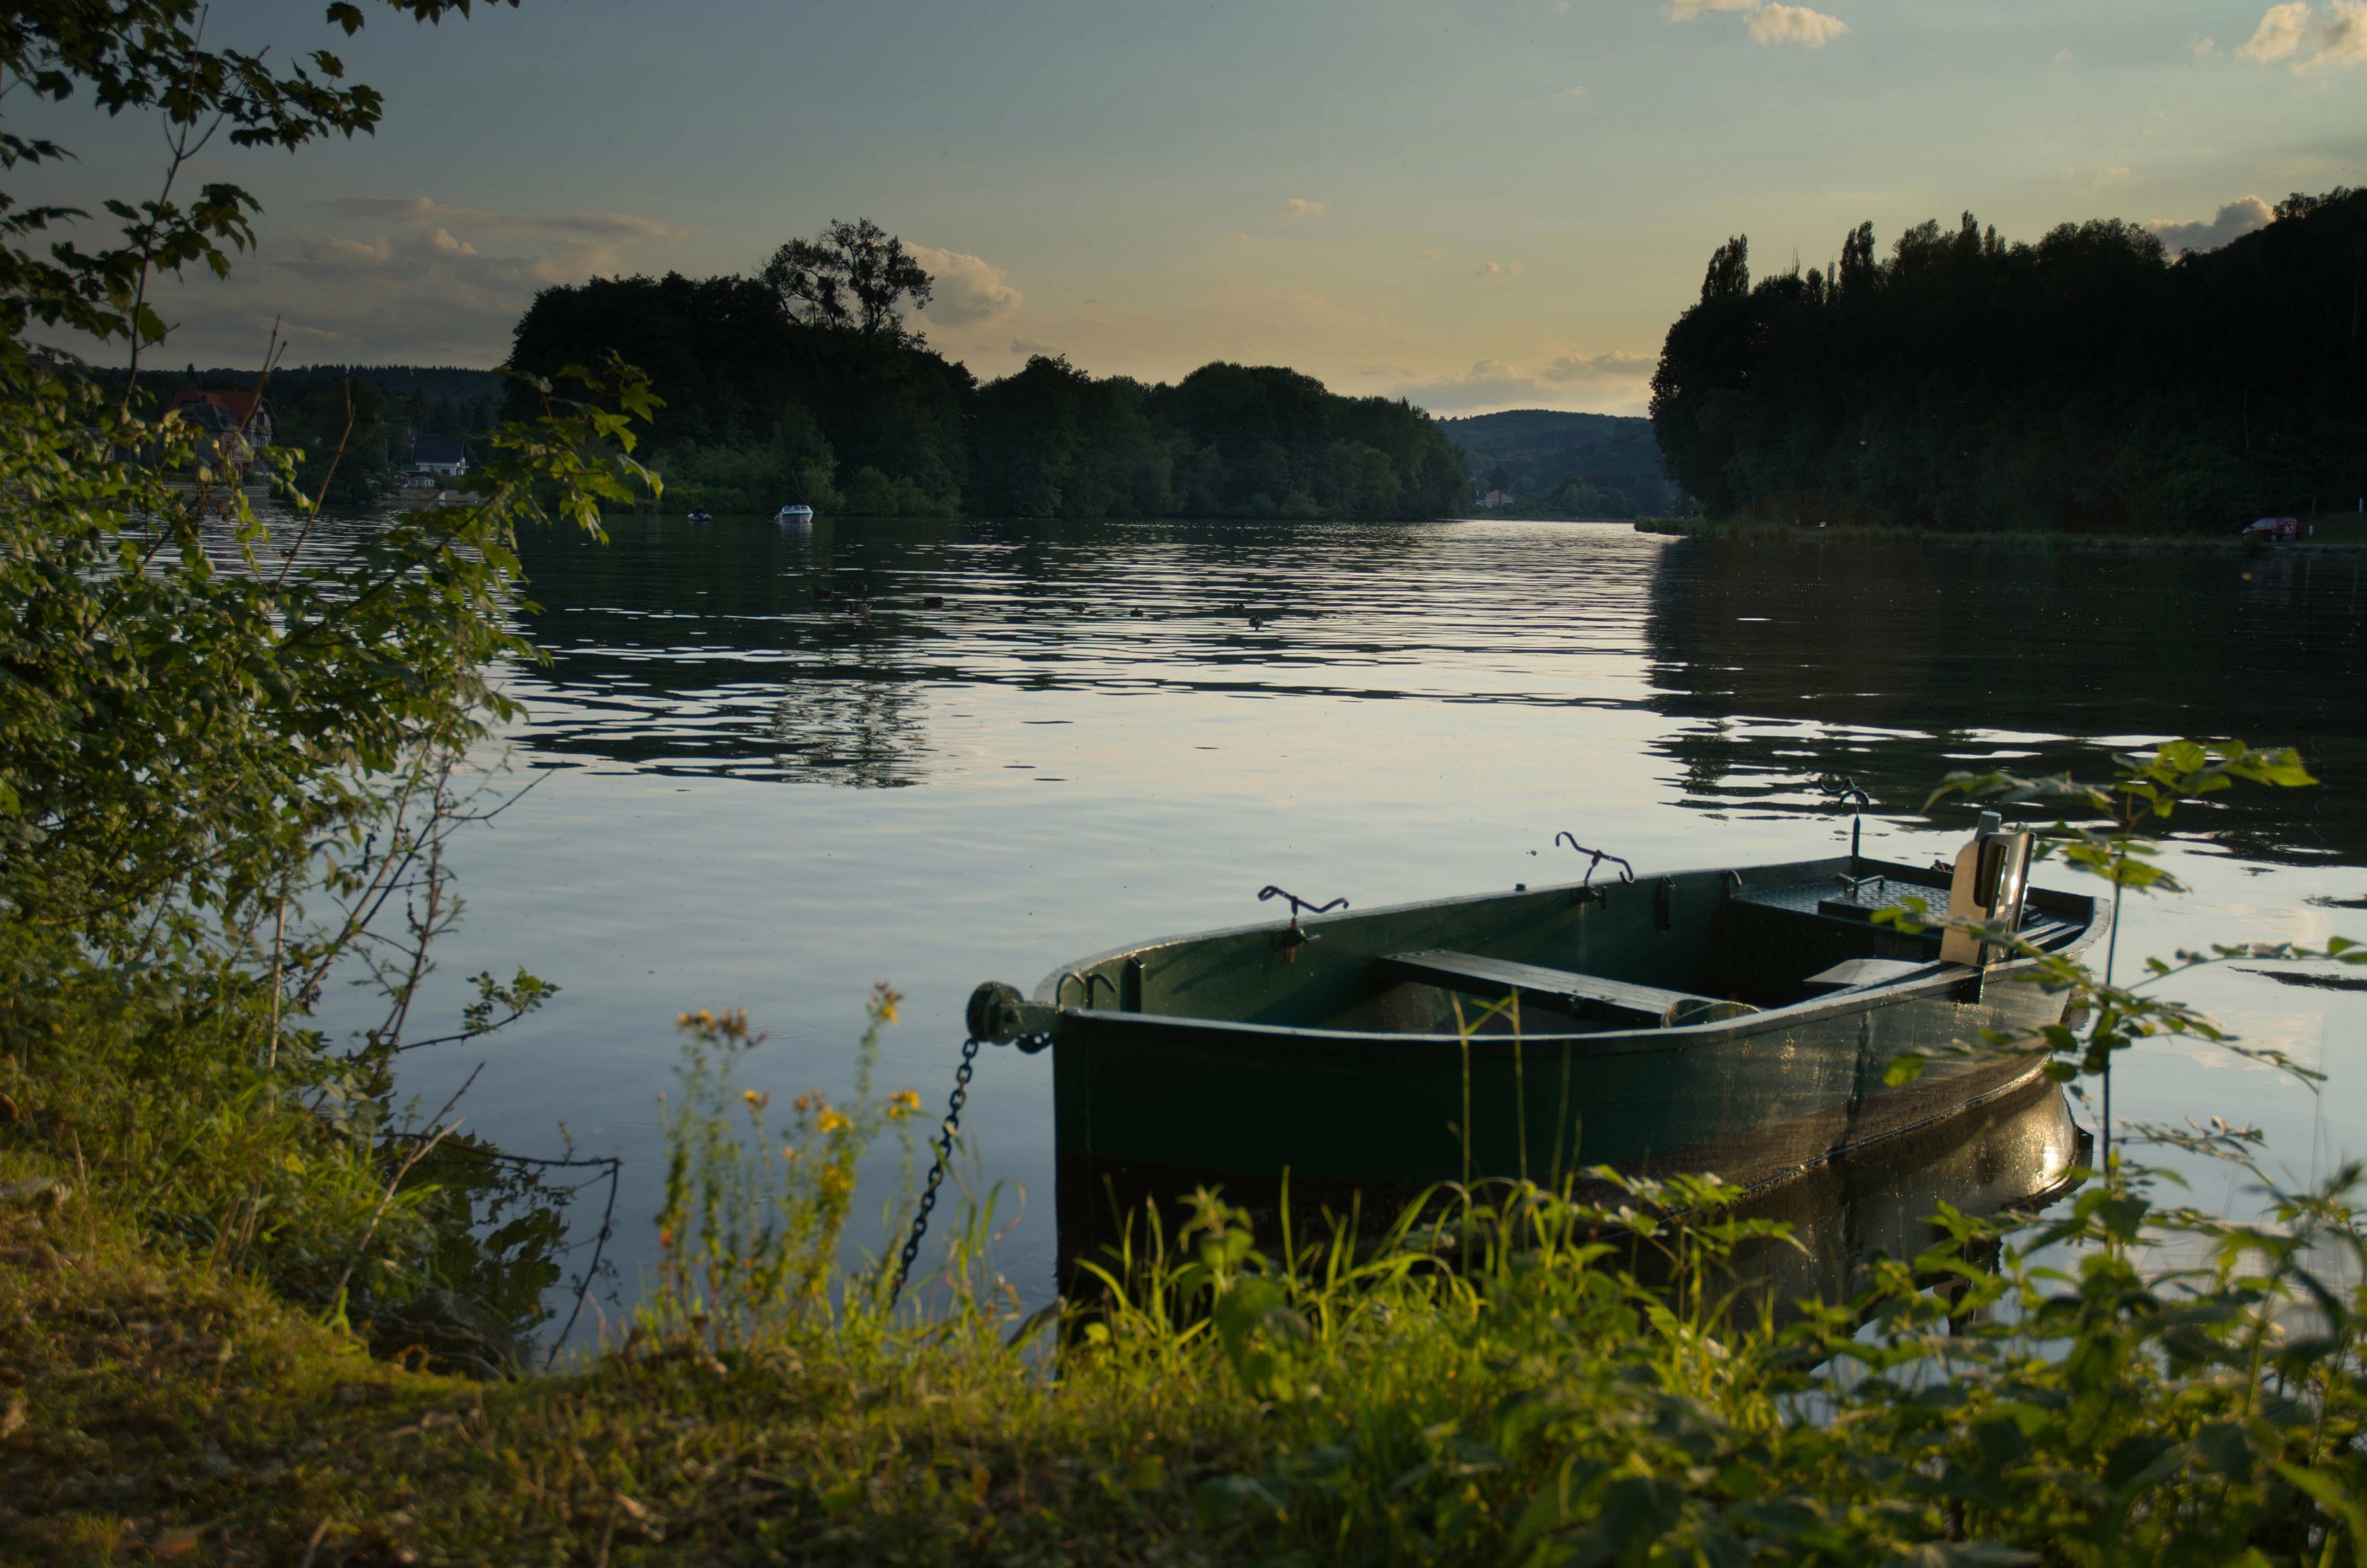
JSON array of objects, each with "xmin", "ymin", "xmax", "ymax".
[
  {"xmin": 1818, "ymin": 773, "xmax": 1873, "ymax": 859},
  {"xmin": 1553, "ymin": 833, "xmax": 1636, "ymax": 891},
  {"xmin": 1258, "ymin": 883, "xmax": 1348, "ymax": 961}
]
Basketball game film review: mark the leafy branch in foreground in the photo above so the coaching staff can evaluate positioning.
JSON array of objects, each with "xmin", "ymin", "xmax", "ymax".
[
  {"xmin": 1876, "ymin": 741, "xmax": 2353, "ymax": 1156},
  {"xmin": 0, "ymin": 5, "xmax": 662, "ymax": 1348}
]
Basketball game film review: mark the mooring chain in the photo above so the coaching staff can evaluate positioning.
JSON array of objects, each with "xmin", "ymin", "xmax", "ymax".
[{"xmin": 886, "ymin": 1030, "xmax": 1049, "ymax": 1309}]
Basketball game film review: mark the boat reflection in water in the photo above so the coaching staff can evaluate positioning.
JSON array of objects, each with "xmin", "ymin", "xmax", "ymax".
[{"xmin": 1055, "ymin": 1073, "xmax": 2087, "ymax": 1313}]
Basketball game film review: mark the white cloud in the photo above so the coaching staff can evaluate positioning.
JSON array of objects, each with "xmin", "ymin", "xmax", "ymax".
[
  {"xmin": 1475, "ymin": 260, "xmax": 1525, "ymax": 278},
  {"xmin": 1747, "ymin": 4, "xmax": 1850, "ymax": 46},
  {"xmin": 1008, "ymin": 336, "xmax": 1061, "ymax": 358},
  {"xmin": 907, "ymin": 244, "xmax": 1023, "ymax": 325},
  {"xmin": 1668, "ymin": 0, "xmax": 1755, "ymax": 17},
  {"xmin": 2317, "ymin": 0, "xmax": 2367, "ymax": 63},
  {"xmin": 2097, "ymin": 165, "xmax": 2139, "ymax": 186},
  {"xmin": 133, "ymin": 194, "xmax": 697, "ymax": 363},
  {"xmin": 2238, "ymin": 1, "xmax": 2312, "ymax": 61},
  {"xmin": 1387, "ymin": 351, "xmax": 1657, "ymax": 415},
  {"xmin": 2146, "ymin": 195, "xmax": 2275, "ymax": 254},
  {"xmin": 1283, "ymin": 197, "xmax": 1325, "ymax": 218},
  {"xmin": 1556, "ymin": 83, "xmax": 1588, "ymax": 99},
  {"xmin": 320, "ymin": 196, "xmax": 688, "ymax": 250},
  {"xmin": 2190, "ymin": 34, "xmax": 2221, "ymax": 57},
  {"xmin": 1542, "ymin": 349, "xmax": 1657, "ymax": 381},
  {"xmin": 2052, "ymin": 47, "xmax": 2075, "ymax": 65}
]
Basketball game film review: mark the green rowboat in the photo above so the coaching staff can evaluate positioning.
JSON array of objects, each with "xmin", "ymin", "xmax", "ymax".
[{"xmin": 966, "ymin": 826, "xmax": 2098, "ymax": 1219}]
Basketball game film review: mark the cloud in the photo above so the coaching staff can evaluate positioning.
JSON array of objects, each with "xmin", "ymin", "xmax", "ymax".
[
  {"xmin": 907, "ymin": 244, "xmax": 1023, "ymax": 325},
  {"xmin": 320, "ymin": 195, "xmax": 687, "ymax": 249},
  {"xmin": 120, "ymin": 194, "xmax": 701, "ymax": 364},
  {"xmin": 2146, "ymin": 195, "xmax": 2275, "ymax": 254},
  {"xmin": 1475, "ymin": 260, "xmax": 1524, "ymax": 279},
  {"xmin": 1672, "ymin": 0, "xmax": 1849, "ymax": 46},
  {"xmin": 1385, "ymin": 350, "xmax": 1657, "ymax": 415},
  {"xmin": 2320, "ymin": 0, "xmax": 2367, "ymax": 63},
  {"xmin": 1542, "ymin": 350, "xmax": 1657, "ymax": 381},
  {"xmin": 2238, "ymin": 1, "xmax": 2312, "ymax": 60},
  {"xmin": 1418, "ymin": 248, "xmax": 1441, "ymax": 261},
  {"xmin": 2051, "ymin": 47, "xmax": 2075, "ymax": 65},
  {"xmin": 2190, "ymin": 34, "xmax": 2220, "ymax": 57},
  {"xmin": 2097, "ymin": 165, "xmax": 2139, "ymax": 186},
  {"xmin": 1008, "ymin": 336, "xmax": 1061, "ymax": 357},
  {"xmin": 1746, "ymin": 4, "xmax": 1850, "ymax": 46},
  {"xmin": 1283, "ymin": 197, "xmax": 1325, "ymax": 218},
  {"xmin": 1556, "ymin": 83, "xmax": 1588, "ymax": 99},
  {"xmin": 2228, "ymin": 0, "xmax": 2365, "ymax": 67}
]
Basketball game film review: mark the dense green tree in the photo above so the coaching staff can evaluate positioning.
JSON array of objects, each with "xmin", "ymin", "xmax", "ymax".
[
  {"xmin": 510, "ymin": 276, "xmax": 1467, "ymax": 521},
  {"xmin": 1651, "ymin": 192, "xmax": 2367, "ymax": 532},
  {"xmin": 760, "ymin": 217, "xmax": 934, "ymax": 344}
]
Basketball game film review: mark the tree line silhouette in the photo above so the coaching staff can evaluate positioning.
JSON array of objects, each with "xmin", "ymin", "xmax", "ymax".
[
  {"xmin": 1649, "ymin": 189, "xmax": 2367, "ymax": 532},
  {"xmin": 506, "ymin": 223, "xmax": 1467, "ymax": 521}
]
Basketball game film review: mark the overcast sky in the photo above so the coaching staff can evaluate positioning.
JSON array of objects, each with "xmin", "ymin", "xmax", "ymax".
[{"xmin": 22, "ymin": 0, "xmax": 2367, "ymax": 415}]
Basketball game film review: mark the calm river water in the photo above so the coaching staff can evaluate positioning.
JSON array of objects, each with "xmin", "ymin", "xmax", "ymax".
[{"xmin": 379, "ymin": 516, "xmax": 2367, "ymax": 1340}]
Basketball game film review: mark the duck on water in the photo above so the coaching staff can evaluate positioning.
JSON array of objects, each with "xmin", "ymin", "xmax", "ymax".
[{"xmin": 965, "ymin": 816, "xmax": 2097, "ymax": 1224}]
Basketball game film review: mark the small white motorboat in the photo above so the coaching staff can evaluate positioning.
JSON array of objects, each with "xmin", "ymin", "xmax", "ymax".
[{"xmin": 775, "ymin": 503, "xmax": 815, "ymax": 525}]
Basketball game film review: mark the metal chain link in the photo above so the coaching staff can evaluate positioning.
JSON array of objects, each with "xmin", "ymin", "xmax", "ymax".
[
  {"xmin": 886, "ymin": 1030, "xmax": 1052, "ymax": 1309},
  {"xmin": 886, "ymin": 1036, "xmax": 977, "ymax": 1308}
]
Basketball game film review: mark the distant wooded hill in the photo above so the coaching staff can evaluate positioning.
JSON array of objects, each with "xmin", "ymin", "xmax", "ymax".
[{"xmin": 1438, "ymin": 409, "xmax": 1691, "ymax": 518}]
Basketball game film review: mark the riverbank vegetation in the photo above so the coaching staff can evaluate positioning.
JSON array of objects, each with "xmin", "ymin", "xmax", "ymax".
[
  {"xmin": 1651, "ymin": 190, "xmax": 2367, "ymax": 535},
  {"xmin": 16, "ymin": 999, "xmax": 2367, "ymax": 1564},
  {"xmin": 506, "ymin": 261, "xmax": 1470, "ymax": 522}
]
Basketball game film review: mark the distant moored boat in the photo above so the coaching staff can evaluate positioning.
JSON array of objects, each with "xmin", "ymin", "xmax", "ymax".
[
  {"xmin": 687, "ymin": 507, "xmax": 712, "ymax": 522},
  {"xmin": 776, "ymin": 503, "xmax": 815, "ymax": 524}
]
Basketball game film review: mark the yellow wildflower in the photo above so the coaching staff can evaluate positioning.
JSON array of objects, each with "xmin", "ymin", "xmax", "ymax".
[
  {"xmin": 816, "ymin": 1108, "xmax": 851, "ymax": 1134},
  {"xmin": 742, "ymin": 1089, "xmax": 771, "ymax": 1112},
  {"xmin": 886, "ymin": 1089, "xmax": 923, "ymax": 1118}
]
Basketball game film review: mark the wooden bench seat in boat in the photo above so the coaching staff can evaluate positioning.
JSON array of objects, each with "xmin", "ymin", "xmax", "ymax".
[{"xmin": 1384, "ymin": 950, "xmax": 1760, "ymax": 1029}]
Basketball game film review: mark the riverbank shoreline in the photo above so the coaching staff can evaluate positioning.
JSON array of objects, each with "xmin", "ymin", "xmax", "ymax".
[{"xmin": 1635, "ymin": 516, "xmax": 2367, "ymax": 552}]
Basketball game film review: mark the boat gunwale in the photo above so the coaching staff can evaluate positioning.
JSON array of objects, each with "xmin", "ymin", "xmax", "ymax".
[{"xmin": 1028, "ymin": 852, "xmax": 2102, "ymax": 1052}]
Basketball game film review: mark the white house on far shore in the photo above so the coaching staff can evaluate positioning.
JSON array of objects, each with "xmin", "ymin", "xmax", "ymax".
[{"xmin": 410, "ymin": 433, "xmax": 469, "ymax": 479}]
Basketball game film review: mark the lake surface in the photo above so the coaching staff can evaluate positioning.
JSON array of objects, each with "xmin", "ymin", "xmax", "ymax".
[{"xmin": 372, "ymin": 516, "xmax": 2367, "ymax": 1342}]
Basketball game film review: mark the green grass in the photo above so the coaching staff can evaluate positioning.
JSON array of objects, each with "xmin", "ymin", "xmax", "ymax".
[
  {"xmin": 12, "ymin": 1028, "xmax": 2367, "ymax": 1565},
  {"xmin": 10, "ymin": 898, "xmax": 2367, "ymax": 1562}
]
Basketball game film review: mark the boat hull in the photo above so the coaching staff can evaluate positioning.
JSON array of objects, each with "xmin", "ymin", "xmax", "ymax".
[
  {"xmin": 1036, "ymin": 855, "xmax": 2097, "ymax": 1207},
  {"xmin": 1057, "ymin": 1068, "xmax": 2089, "ymax": 1300}
]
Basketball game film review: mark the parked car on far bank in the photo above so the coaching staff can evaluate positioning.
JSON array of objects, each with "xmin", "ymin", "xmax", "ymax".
[{"xmin": 2242, "ymin": 516, "xmax": 2300, "ymax": 542}]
